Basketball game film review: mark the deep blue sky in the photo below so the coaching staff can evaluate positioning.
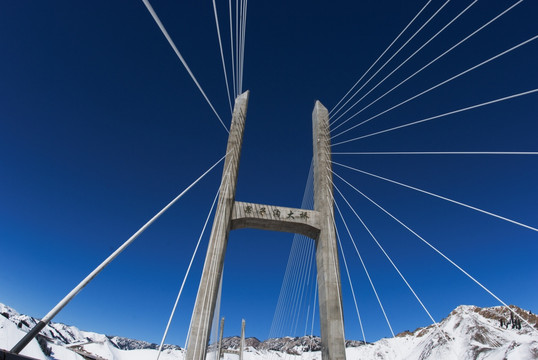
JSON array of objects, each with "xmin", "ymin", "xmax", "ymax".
[{"xmin": 1, "ymin": 0, "xmax": 537, "ymax": 347}]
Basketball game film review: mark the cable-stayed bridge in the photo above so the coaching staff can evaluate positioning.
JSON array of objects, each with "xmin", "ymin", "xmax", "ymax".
[{"xmin": 2, "ymin": 1, "xmax": 537, "ymax": 359}]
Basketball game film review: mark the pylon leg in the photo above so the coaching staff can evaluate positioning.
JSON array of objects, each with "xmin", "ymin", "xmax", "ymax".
[
  {"xmin": 186, "ymin": 91, "xmax": 249, "ymax": 360},
  {"xmin": 313, "ymin": 101, "xmax": 347, "ymax": 360}
]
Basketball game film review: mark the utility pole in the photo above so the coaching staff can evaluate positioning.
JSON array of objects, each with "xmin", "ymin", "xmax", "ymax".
[
  {"xmin": 240, "ymin": 319, "xmax": 246, "ymax": 360},
  {"xmin": 217, "ymin": 317, "xmax": 225, "ymax": 360}
]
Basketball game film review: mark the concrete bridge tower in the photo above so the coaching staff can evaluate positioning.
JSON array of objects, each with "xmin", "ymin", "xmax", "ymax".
[{"xmin": 186, "ymin": 91, "xmax": 346, "ymax": 360}]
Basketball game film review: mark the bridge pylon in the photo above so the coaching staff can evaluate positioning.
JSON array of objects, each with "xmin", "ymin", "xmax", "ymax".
[{"xmin": 185, "ymin": 91, "xmax": 346, "ymax": 360}]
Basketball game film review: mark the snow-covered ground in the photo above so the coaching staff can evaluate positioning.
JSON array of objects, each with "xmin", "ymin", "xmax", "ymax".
[
  {"xmin": 1, "ymin": 302, "xmax": 537, "ymax": 359},
  {"xmin": 0, "ymin": 314, "xmax": 47, "ymax": 359}
]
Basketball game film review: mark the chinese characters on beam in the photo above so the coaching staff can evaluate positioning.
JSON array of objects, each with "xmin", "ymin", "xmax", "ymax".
[{"xmin": 244, "ymin": 205, "xmax": 310, "ymax": 221}]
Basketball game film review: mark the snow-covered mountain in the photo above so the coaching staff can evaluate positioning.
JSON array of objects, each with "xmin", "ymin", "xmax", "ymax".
[
  {"xmin": 0, "ymin": 303, "xmax": 182, "ymax": 360},
  {"xmin": 1, "ymin": 302, "xmax": 537, "ymax": 359},
  {"xmin": 345, "ymin": 305, "xmax": 538, "ymax": 360}
]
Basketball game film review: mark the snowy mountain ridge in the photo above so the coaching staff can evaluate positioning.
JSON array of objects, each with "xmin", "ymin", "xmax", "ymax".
[
  {"xmin": 0, "ymin": 303, "xmax": 180, "ymax": 351},
  {"xmin": 1, "ymin": 302, "xmax": 537, "ymax": 359}
]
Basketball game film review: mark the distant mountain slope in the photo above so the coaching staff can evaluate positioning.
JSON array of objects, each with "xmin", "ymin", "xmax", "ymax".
[
  {"xmin": 0, "ymin": 303, "xmax": 182, "ymax": 360},
  {"xmin": 347, "ymin": 305, "xmax": 538, "ymax": 360},
  {"xmin": 1, "ymin": 302, "xmax": 537, "ymax": 359}
]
